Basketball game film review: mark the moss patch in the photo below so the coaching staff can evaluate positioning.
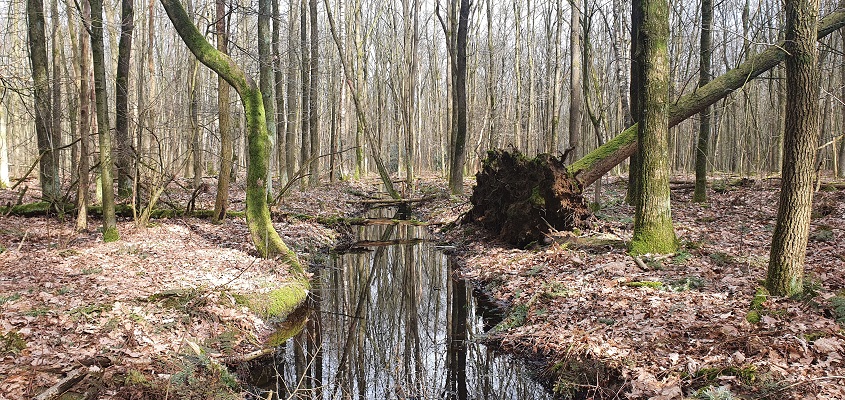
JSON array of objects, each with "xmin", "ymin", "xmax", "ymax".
[{"xmin": 243, "ymin": 280, "xmax": 309, "ymax": 321}]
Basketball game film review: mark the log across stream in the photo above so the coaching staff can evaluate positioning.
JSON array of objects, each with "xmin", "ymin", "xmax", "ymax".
[{"xmin": 238, "ymin": 209, "xmax": 552, "ymax": 399}]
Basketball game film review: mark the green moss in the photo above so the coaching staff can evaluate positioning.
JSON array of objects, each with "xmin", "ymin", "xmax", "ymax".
[
  {"xmin": 629, "ymin": 226, "xmax": 678, "ymax": 255},
  {"xmin": 624, "ymin": 281, "xmax": 664, "ymax": 289},
  {"xmin": 750, "ymin": 287, "xmax": 769, "ymax": 310},
  {"xmin": 695, "ymin": 365, "xmax": 757, "ymax": 385},
  {"xmin": 830, "ymin": 295, "xmax": 845, "ymax": 326},
  {"xmin": 495, "ymin": 303, "xmax": 529, "ymax": 331},
  {"xmin": 103, "ymin": 226, "xmax": 120, "ymax": 243},
  {"xmin": 745, "ymin": 310, "xmax": 761, "ymax": 324},
  {"xmin": 265, "ymin": 305, "xmax": 309, "ymax": 346},
  {"xmin": 529, "ymin": 186, "xmax": 545, "ymax": 206},
  {"xmin": 243, "ymin": 280, "xmax": 309, "ymax": 320},
  {"xmin": 567, "ymin": 124, "xmax": 638, "ymax": 179}
]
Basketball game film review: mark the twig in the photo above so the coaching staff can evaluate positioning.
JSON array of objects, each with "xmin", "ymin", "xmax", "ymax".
[
  {"xmin": 33, "ymin": 366, "xmax": 88, "ymax": 400},
  {"xmin": 632, "ymin": 255, "xmax": 649, "ymax": 271},
  {"xmin": 16, "ymin": 231, "xmax": 28, "ymax": 251}
]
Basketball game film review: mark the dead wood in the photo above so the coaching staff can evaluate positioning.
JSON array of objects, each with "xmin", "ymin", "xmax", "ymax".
[
  {"xmin": 34, "ymin": 366, "xmax": 88, "ymax": 400},
  {"xmin": 465, "ymin": 149, "xmax": 591, "ymax": 247}
]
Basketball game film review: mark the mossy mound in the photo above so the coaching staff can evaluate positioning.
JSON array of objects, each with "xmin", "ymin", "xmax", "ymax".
[{"xmin": 465, "ymin": 149, "xmax": 591, "ymax": 247}]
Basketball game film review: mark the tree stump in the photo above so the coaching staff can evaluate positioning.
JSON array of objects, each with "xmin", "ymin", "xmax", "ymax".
[{"xmin": 465, "ymin": 149, "xmax": 591, "ymax": 247}]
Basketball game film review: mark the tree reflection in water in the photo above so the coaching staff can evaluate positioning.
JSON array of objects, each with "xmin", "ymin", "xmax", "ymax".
[{"xmin": 246, "ymin": 210, "xmax": 552, "ymax": 400}]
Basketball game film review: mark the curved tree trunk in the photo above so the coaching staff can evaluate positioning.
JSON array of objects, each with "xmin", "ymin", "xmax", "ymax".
[{"xmin": 159, "ymin": 0, "xmax": 302, "ymax": 270}]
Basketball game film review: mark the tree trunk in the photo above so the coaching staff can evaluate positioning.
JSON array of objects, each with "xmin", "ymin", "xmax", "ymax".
[
  {"xmin": 629, "ymin": 0, "xmax": 677, "ymax": 255},
  {"xmin": 212, "ymin": 0, "xmax": 232, "ymax": 222},
  {"xmin": 0, "ymin": 100, "xmax": 8, "ymax": 188},
  {"xmin": 50, "ymin": 0, "xmax": 63, "ymax": 186},
  {"xmin": 187, "ymin": 0, "xmax": 202, "ymax": 189},
  {"xmin": 90, "ymin": 0, "xmax": 119, "ymax": 242},
  {"xmin": 767, "ymin": 0, "xmax": 820, "ymax": 297},
  {"xmin": 27, "ymin": 0, "xmax": 60, "ymax": 203},
  {"xmin": 626, "ymin": 0, "xmax": 642, "ymax": 205},
  {"xmin": 308, "ymin": 0, "xmax": 320, "ymax": 187},
  {"xmin": 324, "ymin": 1, "xmax": 400, "ymax": 199},
  {"xmin": 76, "ymin": 0, "xmax": 92, "ymax": 231},
  {"xmin": 566, "ymin": 8, "xmax": 845, "ymax": 189},
  {"xmin": 300, "ymin": 0, "xmax": 310, "ymax": 189},
  {"xmin": 286, "ymin": 0, "xmax": 298, "ymax": 182},
  {"xmin": 568, "ymin": 0, "xmax": 583, "ymax": 160},
  {"xmin": 159, "ymin": 0, "xmax": 303, "ymax": 268},
  {"xmin": 259, "ymin": 0, "xmax": 275, "ymax": 196},
  {"xmin": 115, "ymin": 0, "xmax": 134, "ymax": 198},
  {"xmin": 693, "ymin": 0, "xmax": 713, "ymax": 202},
  {"xmin": 448, "ymin": 0, "xmax": 469, "ymax": 195},
  {"xmin": 839, "ymin": 30, "xmax": 845, "ymax": 178},
  {"xmin": 272, "ymin": 0, "xmax": 287, "ymax": 185}
]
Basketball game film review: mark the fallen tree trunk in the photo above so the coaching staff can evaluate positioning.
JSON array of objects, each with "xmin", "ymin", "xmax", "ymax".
[
  {"xmin": 467, "ymin": 8, "xmax": 845, "ymax": 246},
  {"xmin": 568, "ymin": 8, "xmax": 845, "ymax": 189}
]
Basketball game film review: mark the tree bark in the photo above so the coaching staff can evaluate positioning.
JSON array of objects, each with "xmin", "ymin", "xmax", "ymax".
[
  {"xmin": 259, "ymin": 0, "xmax": 275, "ymax": 195},
  {"xmin": 308, "ymin": 0, "xmax": 320, "ymax": 187},
  {"xmin": 300, "ymin": 0, "xmax": 310, "ymax": 189},
  {"xmin": 626, "ymin": 0, "xmax": 642, "ymax": 205},
  {"xmin": 90, "ymin": 0, "xmax": 119, "ymax": 241},
  {"xmin": 767, "ymin": 0, "xmax": 820, "ymax": 297},
  {"xmin": 212, "ymin": 0, "xmax": 232, "ymax": 222},
  {"xmin": 76, "ymin": 0, "xmax": 92, "ymax": 231},
  {"xmin": 0, "ymin": 99, "xmax": 8, "ymax": 189},
  {"xmin": 448, "ymin": 0, "xmax": 469, "ymax": 195},
  {"xmin": 27, "ymin": 0, "xmax": 60, "ymax": 203},
  {"xmin": 568, "ymin": 0, "xmax": 583, "ymax": 160},
  {"xmin": 272, "ymin": 0, "xmax": 286, "ymax": 185},
  {"xmin": 629, "ymin": 0, "xmax": 677, "ymax": 254},
  {"xmin": 567, "ymin": 8, "xmax": 845, "ymax": 189},
  {"xmin": 115, "ymin": 0, "xmax": 134, "ymax": 198},
  {"xmin": 693, "ymin": 0, "xmax": 713, "ymax": 202},
  {"xmin": 159, "ymin": 0, "xmax": 303, "ymax": 269}
]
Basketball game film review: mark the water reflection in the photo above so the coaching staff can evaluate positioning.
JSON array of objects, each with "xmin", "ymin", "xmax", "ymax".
[{"xmin": 245, "ymin": 213, "xmax": 552, "ymax": 400}]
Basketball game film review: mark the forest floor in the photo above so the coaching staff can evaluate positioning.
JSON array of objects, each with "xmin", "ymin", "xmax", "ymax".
[
  {"xmin": 0, "ymin": 174, "xmax": 843, "ymax": 399},
  {"xmin": 441, "ymin": 176, "xmax": 845, "ymax": 400}
]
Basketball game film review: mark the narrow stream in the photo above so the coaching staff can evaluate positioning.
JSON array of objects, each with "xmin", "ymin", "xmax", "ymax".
[{"xmin": 243, "ymin": 210, "xmax": 552, "ymax": 399}]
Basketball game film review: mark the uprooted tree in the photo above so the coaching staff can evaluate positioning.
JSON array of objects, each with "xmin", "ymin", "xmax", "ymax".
[{"xmin": 467, "ymin": 8, "xmax": 845, "ymax": 246}]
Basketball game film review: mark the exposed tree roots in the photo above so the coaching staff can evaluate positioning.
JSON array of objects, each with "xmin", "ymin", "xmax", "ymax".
[{"xmin": 465, "ymin": 149, "xmax": 592, "ymax": 247}]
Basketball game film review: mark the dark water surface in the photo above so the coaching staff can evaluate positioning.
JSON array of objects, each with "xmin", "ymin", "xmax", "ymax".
[{"xmin": 244, "ymin": 212, "xmax": 552, "ymax": 400}]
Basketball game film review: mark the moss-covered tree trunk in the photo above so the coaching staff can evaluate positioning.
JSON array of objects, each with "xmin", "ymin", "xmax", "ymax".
[
  {"xmin": 766, "ymin": 0, "xmax": 820, "ymax": 297},
  {"xmin": 90, "ymin": 0, "xmax": 119, "ymax": 242},
  {"xmin": 567, "ymin": 8, "xmax": 845, "ymax": 189},
  {"xmin": 629, "ymin": 0, "xmax": 677, "ymax": 255},
  {"xmin": 159, "ymin": 0, "xmax": 302, "ymax": 271},
  {"xmin": 693, "ymin": 0, "xmax": 713, "ymax": 203}
]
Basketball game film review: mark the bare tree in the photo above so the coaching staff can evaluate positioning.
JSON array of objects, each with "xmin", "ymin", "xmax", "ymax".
[
  {"xmin": 115, "ymin": 0, "xmax": 134, "ymax": 197},
  {"xmin": 767, "ymin": 0, "xmax": 820, "ymax": 297},
  {"xmin": 213, "ymin": 0, "xmax": 233, "ymax": 222}
]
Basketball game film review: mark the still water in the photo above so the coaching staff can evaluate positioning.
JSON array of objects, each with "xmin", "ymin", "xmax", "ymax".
[{"xmin": 244, "ymin": 212, "xmax": 553, "ymax": 400}]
